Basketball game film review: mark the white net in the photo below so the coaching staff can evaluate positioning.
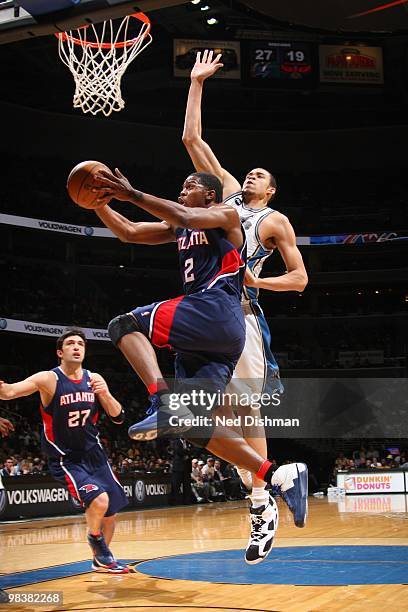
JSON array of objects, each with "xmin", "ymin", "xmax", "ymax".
[{"xmin": 56, "ymin": 14, "xmax": 152, "ymax": 117}]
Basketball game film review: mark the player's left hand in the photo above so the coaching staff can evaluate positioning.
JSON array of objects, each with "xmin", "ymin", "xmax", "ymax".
[
  {"xmin": 244, "ymin": 267, "xmax": 259, "ymax": 288},
  {"xmin": 93, "ymin": 168, "xmax": 133, "ymax": 203},
  {"xmin": 90, "ymin": 376, "xmax": 110, "ymax": 398},
  {"xmin": 0, "ymin": 417, "xmax": 14, "ymax": 438}
]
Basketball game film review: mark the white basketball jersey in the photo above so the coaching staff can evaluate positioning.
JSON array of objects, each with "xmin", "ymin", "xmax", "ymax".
[{"xmin": 224, "ymin": 191, "xmax": 275, "ymax": 304}]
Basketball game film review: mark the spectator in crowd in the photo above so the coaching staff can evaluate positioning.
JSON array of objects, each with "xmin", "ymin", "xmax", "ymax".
[
  {"xmin": 366, "ymin": 445, "xmax": 380, "ymax": 461},
  {"xmin": 31, "ymin": 457, "xmax": 45, "ymax": 473},
  {"xmin": 214, "ymin": 460, "xmax": 244, "ymax": 501},
  {"xmin": 169, "ymin": 438, "xmax": 193, "ymax": 505},
  {"xmin": 201, "ymin": 456, "xmax": 216, "ymax": 499},
  {"xmin": 213, "ymin": 459, "xmax": 227, "ymax": 500},
  {"xmin": 191, "ymin": 459, "xmax": 212, "ymax": 503},
  {"xmin": 335, "ymin": 452, "xmax": 346, "ymax": 465},
  {"xmin": 222, "ymin": 463, "xmax": 245, "ymax": 500},
  {"xmin": 118, "ymin": 459, "xmax": 132, "ymax": 474},
  {"xmin": 201, "ymin": 457, "xmax": 215, "ymax": 480},
  {"xmin": 202, "ymin": 457, "xmax": 224, "ymax": 501},
  {"xmin": 19, "ymin": 459, "xmax": 32, "ymax": 474},
  {"xmin": 214, "ymin": 460, "xmax": 223, "ymax": 480},
  {"xmin": 0, "ymin": 457, "xmax": 18, "ymax": 477}
]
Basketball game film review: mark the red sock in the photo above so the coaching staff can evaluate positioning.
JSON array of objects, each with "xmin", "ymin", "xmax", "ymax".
[
  {"xmin": 147, "ymin": 381, "xmax": 168, "ymax": 395},
  {"xmin": 255, "ymin": 460, "xmax": 274, "ymax": 482}
]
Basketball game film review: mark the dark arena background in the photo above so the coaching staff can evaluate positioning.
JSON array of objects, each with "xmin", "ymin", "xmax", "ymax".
[{"xmin": 0, "ymin": 1, "xmax": 407, "ymax": 610}]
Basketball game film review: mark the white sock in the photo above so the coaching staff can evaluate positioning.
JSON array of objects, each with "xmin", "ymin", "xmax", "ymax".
[{"xmin": 250, "ymin": 486, "xmax": 269, "ymax": 509}]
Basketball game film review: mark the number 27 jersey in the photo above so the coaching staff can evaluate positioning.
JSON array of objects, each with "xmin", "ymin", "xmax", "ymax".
[{"xmin": 40, "ymin": 367, "xmax": 101, "ymax": 458}]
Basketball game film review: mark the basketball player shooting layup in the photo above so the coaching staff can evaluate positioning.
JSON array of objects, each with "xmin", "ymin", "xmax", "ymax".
[
  {"xmin": 92, "ymin": 169, "xmax": 308, "ymax": 557},
  {"xmin": 182, "ymin": 50, "xmax": 309, "ymax": 563},
  {"xmin": 0, "ymin": 330, "xmax": 129, "ymax": 574}
]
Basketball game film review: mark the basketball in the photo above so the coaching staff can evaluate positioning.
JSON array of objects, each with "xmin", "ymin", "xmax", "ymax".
[{"xmin": 67, "ymin": 160, "xmax": 113, "ymax": 209}]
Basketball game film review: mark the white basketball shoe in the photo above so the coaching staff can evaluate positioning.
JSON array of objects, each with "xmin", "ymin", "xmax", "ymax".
[{"xmin": 245, "ymin": 496, "xmax": 279, "ymax": 565}]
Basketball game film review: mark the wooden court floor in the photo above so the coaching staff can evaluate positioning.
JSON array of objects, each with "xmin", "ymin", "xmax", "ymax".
[{"xmin": 1, "ymin": 496, "xmax": 407, "ymax": 612}]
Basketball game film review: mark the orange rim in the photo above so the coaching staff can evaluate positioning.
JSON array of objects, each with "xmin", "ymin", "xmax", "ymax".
[{"xmin": 55, "ymin": 13, "xmax": 151, "ymax": 49}]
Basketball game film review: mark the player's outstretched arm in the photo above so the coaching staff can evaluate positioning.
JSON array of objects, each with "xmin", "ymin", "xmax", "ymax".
[
  {"xmin": 89, "ymin": 373, "xmax": 124, "ymax": 424},
  {"xmin": 0, "ymin": 372, "xmax": 54, "ymax": 401},
  {"xmin": 0, "ymin": 417, "xmax": 14, "ymax": 438},
  {"xmin": 95, "ymin": 205, "xmax": 176, "ymax": 244},
  {"xmin": 182, "ymin": 50, "xmax": 241, "ymax": 200},
  {"xmin": 93, "ymin": 169, "xmax": 242, "ymax": 240},
  {"xmin": 245, "ymin": 215, "xmax": 308, "ymax": 292}
]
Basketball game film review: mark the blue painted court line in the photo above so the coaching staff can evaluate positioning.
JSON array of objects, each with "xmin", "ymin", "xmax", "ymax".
[
  {"xmin": 0, "ymin": 560, "xmax": 137, "ymax": 589},
  {"xmin": 137, "ymin": 546, "xmax": 408, "ymax": 586}
]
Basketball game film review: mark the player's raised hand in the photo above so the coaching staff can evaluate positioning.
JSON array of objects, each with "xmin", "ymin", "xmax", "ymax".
[
  {"xmin": 191, "ymin": 49, "xmax": 223, "ymax": 82},
  {"xmin": 93, "ymin": 168, "xmax": 134, "ymax": 203},
  {"xmin": 0, "ymin": 417, "xmax": 14, "ymax": 438},
  {"xmin": 90, "ymin": 375, "xmax": 110, "ymax": 398}
]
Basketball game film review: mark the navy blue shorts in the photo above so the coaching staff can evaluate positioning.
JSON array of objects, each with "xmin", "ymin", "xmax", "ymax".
[
  {"xmin": 131, "ymin": 288, "xmax": 245, "ymax": 392},
  {"xmin": 48, "ymin": 445, "xmax": 128, "ymax": 517}
]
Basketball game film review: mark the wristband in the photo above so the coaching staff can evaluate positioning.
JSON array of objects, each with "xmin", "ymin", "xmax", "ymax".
[{"xmin": 109, "ymin": 408, "xmax": 125, "ymax": 424}]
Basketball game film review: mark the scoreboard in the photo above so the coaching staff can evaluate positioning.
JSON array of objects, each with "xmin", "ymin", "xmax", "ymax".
[{"xmin": 245, "ymin": 40, "xmax": 315, "ymax": 87}]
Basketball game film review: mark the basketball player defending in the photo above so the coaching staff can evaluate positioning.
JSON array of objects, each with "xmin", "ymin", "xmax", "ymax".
[
  {"xmin": 182, "ymin": 50, "xmax": 309, "ymax": 563},
  {"xmin": 0, "ymin": 330, "xmax": 129, "ymax": 573},
  {"xmin": 93, "ymin": 170, "xmax": 308, "ymax": 559}
]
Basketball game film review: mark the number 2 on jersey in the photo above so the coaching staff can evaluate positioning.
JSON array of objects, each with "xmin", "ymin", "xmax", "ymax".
[
  {"xmin": 68, "ymin": 409, "xmax": 91, "ymax": 428},
  {"xmin": 184, "ymin": 257, "xmax": 195, "ymax": 283}
]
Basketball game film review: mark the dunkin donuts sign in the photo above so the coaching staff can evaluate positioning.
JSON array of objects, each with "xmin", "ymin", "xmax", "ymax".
[{"xmin": 342, "ymin": 473, "xmax": 405, "ymax": 493}]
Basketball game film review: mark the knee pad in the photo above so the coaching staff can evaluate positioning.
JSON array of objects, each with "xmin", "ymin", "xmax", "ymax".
[{"xmin": 108, "ymin": 313, "xmax": 141, "ymax": 346}]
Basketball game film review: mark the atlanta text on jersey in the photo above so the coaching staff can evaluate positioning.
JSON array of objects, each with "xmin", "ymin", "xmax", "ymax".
[
  {"xmin": 60, "ymin": 391, "xmax": 94, "ymax": 405},
  {"xmin": 177, "ymin": 230, "xmax": 209, "ymax": 250}
]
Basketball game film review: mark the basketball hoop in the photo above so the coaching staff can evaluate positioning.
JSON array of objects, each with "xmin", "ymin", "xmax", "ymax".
[{"xmin": 55, "ymin": 13, "xmax": 152, "ymax": 117}]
